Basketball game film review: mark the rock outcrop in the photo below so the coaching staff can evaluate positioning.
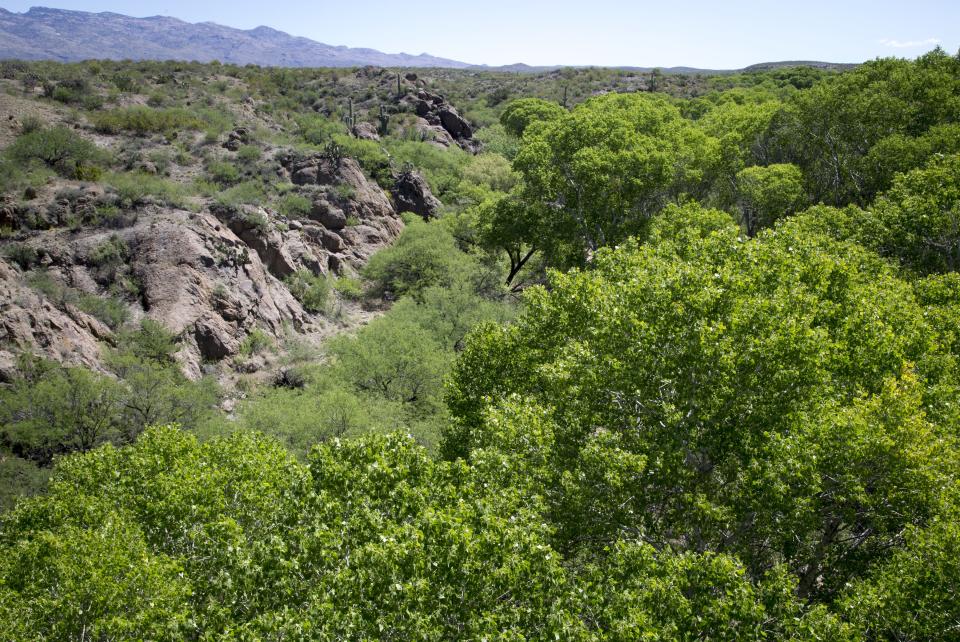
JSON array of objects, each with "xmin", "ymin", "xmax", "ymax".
[
  {"xmin": 392, "ymin": 170, "xmax": 442, "ymax": 219},
  {"xmin": 0, "ymin": 153, "xmax": 404, "ymax": 378},
  {"xmin": 405, "ymin": 90, "xmax": 479, "ymax": 152}
]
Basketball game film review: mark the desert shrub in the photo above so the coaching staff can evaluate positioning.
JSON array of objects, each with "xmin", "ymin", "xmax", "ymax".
[
  {"xmin": 206, "ymin": 160, "xmax": 241, "ymax": 186},
  {"xmin": 332, "ymin": 276, "xmax": 364, "ymax": 301},
  {"xmin": 236, "ymin": 145, "xmax": 261, "ymax": 163},
  {"xmin": 235, "ymin": 384, "xmax": 401, "ymax": 458},
  {"xmin": 383, "ymin": 139, "xmax": 470, "ymax": 200},
  {"xmin": 92, "ymin": 107, "xmax": 204, "ymax": 135},
  {"xmin": 0, "ymin": 453, "xmax": 48, "ymax": 513},
  {"xmin": 3, "ymin": 243, "xmax": 39, "ymax": 270},
  {"xmin": 5, "ymin": 126, "xmax": 107, "ymax": 179},
  {"xmin": 117, "ymin": 319, "xmax": 179, "ymax": 364},
  {"xmin": 104, "ymin": 172, "xmax": 189, "ymax": 208},
  {"xmin": 239, "ymin": 328, "xmax": 273, "ymax": 357},
  {"xmin": 77, "ymin": 293, "xmax": 130, "ymax": 330},
  {"xmin": 88, "ymin": 234, "xmax": 128, "ymax": 268},
  {"xmin": 215, "ymin": 181, "xmax": 265, "ymax": 208},
  {"xmin": 363, "ymin": 217, "xmax": 477, "ymax": 298},
  {"xmin": 328, "ymin": 315, "xmax": 450, "ymax": 407},
  {"xmin": 296, "ymin": 114, "xmax": 347, "ymax": 146},
  {"xmin": 473, "ymin": 123, "xmax": 520, "ymax": 159},
  {"xmin": 285, "ymin": 270, "xmax": 331, "ymax": 313},
  {"xmin": 276, "ymin": 193, "xmax": 311, "ymax": 218}
]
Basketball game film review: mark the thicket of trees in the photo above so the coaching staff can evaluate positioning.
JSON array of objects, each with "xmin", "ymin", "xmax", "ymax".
[{"xmin": 2, "ymin": 49, "xmax": 960, "ymax": 639}]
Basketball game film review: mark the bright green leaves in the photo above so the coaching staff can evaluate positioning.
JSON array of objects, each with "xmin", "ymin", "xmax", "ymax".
[
  {"xmin": 735, "ymin": 163, "xmax": 805, "ymax": 236},
  {"xmin": 511, "ymin": 93, "xmax": 719, "ymax": 267},
  {"xmin": 0, "ymin": 517, "xmax": 190, "ymax": 641},
  {"xmin": 446, "ymin": 203, "xmax": 956, "ymax": 606},
  {"xmin": 870, "ymin": 153, "xmax": 960, "ymax": 274},
  {"xmin": 499, "ymin": 97, "xmax": 567, "ymax": 137}
]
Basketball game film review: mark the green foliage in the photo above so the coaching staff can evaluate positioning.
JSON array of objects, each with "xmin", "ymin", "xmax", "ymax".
[
  {"xmin": 236, "ymin": 144, "xmax": 262, "ymax": 162},
  {"xmin": 328, "ymin": 315, "xmax": 449, "ymax": 406},
  {"xmin": 0, "ymin": 454, "xmax": 48, "ymax": 513},
  {"xmin": 92, "ymin": 106, "xmax": 205, "ymax": 135},
  {"xmin": 206, "ymin": 159, "xmax": 241, "ymax": 186},
  {"xmin": 214, "ymin": 180, "xmax": 265, "ymax": 208},
  {"xmin": 117, "ymin": 318, "xmax": 180, "ymax": 364},
  {"xmin": 499, "ymin": 97, "xmax": 567, "ymax": 137},
  {"xmin": 239, "ymin": 328, "xmax": 273, "ymax": 357},
  {"xmin": 285, "ymin": 269, "xmax": 331, "ymax": 313},
  {"xmin": 4, "ymin": 126, "xmax": 107, "ymax": 179},
  {"xmin": 104, "ymin": 171, "xmax": 190, "ymax": 208},
  {"xmin": 3, "ymin": 243, "xmax": 39, "ymax": 270},
  {"xmin": 4, "ymin": 54, "xmax": 960, "ymax": 640},
  {"xmin": 735, "ymin": 163, "xmax": 805, "ymax": 235},
  {"xmin": 770, "ymin": 49, "xmax": 960, "ymax": 205},
  {"xmin": 869, "ymin": 153, "xmax": 960, "ymax": 273},
  {"xmin": 0, "ymin": 361, "xmax": 125, "ymax": 462},
  {"xmin": 235, "ymin": 383, "xmax": 402, "ymax": 458},
  {"xmin": 76, "ymin": 292, "xmax": 130, "ymax": 330},
  {"xmin": 363, "ymin": 217, "xmax": 477, "ymax": 298},
  {"xmin": 276, "ymin": 192, "xmax": 312, "ymax": 218},
  {"xmin": 842, "ymin": 492, "xmax": 960, "ymax": 641},
  {"xmin": 512, "ymin": 92, "xmax": 719, "ymax": 267},
  {"xmin": 447, "ymin": 203, "xmax": 957, "ymax": 604}
]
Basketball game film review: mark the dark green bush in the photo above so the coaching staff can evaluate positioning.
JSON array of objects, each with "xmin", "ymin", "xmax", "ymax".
[{"xmin": 5, "ymin": 126, "xmax": 107, "ymax": 179}]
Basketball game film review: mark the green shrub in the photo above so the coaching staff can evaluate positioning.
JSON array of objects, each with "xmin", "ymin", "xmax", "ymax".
[
  {"xmin": 363, "ymin": 218, "xmax": 476, "ymax": 298},
  {"xmin": 239, "ymin": 328, "xmax": 273, "ymax": 357},
  {"xmin": 206, "ymin": 160, "xmax": 241, "ymax": 186},
  {"xmin": 89, "ymin": 234, "xmax": 128, "ymax": 268},
  {"xmin": 237, "ymin": 145, "xmax": 261, "ymax": 162},
  {"xmin": 285, "ymin": 270, "xmax": 331, "ymax": 313},
  {"xmin": 117, "ymin": 319, "xmax": 179, "ymax": 364},
  {"xmin": 77, "ymin": 293, "xmax": 130, "ymax": 330},
  {"xmin": 5, "ymin": 126, "xmax": 106, "ymax": 179},
  {"xmin": 216, "ymin": 181, "xmax": 266, "ymax": 208},
  {"xmin": 4, "ymin": 243, "xmax": 39, "ymax": 270},
  {"xmin": 0, "ymin": 453, "xmax": 48, "ymax": 512},
  {"xmin": 92, "ymin": 107, "xmax": 204, "ymax": 135},
  {"xmin": 333, "ymin": 276, "xmax": 364, "ymax": 301},
  {"xmin": 104, "ymin": 172, "xmax": 189, "ymax": 208},
  {"xmin": 328, "ymin": 314, "xmax": 449, "ymax": 406},
  {"xmin": 276, "ymin": 193, "xmax": 311, "ymax": 218}
]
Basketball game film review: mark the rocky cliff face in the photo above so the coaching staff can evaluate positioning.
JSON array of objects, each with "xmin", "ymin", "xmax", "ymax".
[{"xmin": 0, "ymin": 155, "xmax": 403, "ymax": 381}]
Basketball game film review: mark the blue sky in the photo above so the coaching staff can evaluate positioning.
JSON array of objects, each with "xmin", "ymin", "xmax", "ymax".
[{"xmin": 3, "ymin": 1, "xmax": 957, "ymax": 67}]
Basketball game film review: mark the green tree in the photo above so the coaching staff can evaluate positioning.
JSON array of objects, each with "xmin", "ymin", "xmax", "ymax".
[
  {"xmin": 446, "ymin": 203, "xmax": 956, "ymax": 600},
  {"xmin": 735, "ymin": 163, "xmax": 805, "ymax": 236},
  {"xmin": 499, "ymin": 97, "xmax": 567, "ymax": 137},
  {"xmin": 512, "ymin": 92, "xmax": 719, "ymax": 266},
  {"xmin": 0, "ymin": 361, "xmax": 123, "ymax": 462}
]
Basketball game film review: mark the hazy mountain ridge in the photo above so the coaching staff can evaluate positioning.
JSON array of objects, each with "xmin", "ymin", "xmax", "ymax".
[
  {"xmin": 0, "ymin": 6, "xmax": 472, "ymax": 68},
  {"xmin": 0, "ymin": 6, "xmax": 856, "ymax": 73}
]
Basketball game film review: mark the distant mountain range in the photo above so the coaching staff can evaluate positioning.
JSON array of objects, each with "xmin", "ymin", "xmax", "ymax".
[
  {"xmin": 0, "ymin": 6, "xmax": 856, "ymax": 73},
  {"xmin": 0, "ymin": 6, "xmax": 472, "ymax": 68}
]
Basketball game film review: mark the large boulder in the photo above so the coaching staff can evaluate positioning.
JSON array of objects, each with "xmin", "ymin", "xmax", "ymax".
[
  {"xmin": 439, "ymin": 106, "xmax": 473, "ymax": 139},
  {"xmin": 393, "ymin": 170, "xmax": 442, "ymax": 219},
  {"xmin": 193, "ymin": 314, "xmax": 238, "ymax": 361},
  {"xmin": 309, "ymin": 199, "xmax": 347, "ymax": 229},
  {"xmin": 352, "ymin": 121, "xmax": 380, "ymax": 141}
]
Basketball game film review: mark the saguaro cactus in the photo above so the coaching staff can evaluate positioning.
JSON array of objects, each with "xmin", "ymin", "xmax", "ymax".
[
  {"xmin": 344, "ymin": 97, "xmax": 355, "ymax": 132},
  {"xmin": 378, "ymin": 104, "xmax": 389, "ymax": 135}
]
